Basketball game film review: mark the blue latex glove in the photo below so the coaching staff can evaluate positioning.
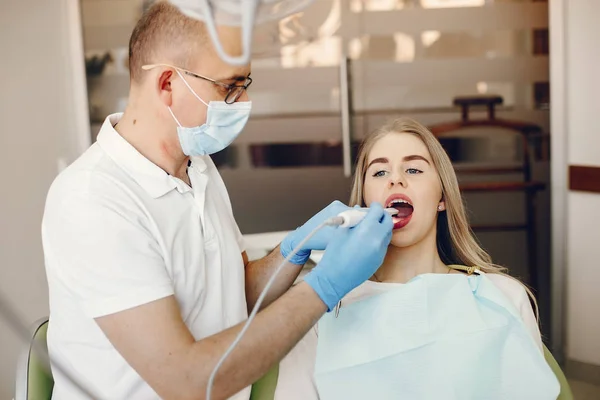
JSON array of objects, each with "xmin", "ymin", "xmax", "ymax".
[
  {"xmin": 303, "ymin": 203, "xmax": 393, "ymax": 311},
  {"xmin": 280, "ymin": 201, "xmax": 353, "ymax": 265}
]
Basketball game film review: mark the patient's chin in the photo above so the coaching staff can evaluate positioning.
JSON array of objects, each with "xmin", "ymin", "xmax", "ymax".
[{"xmin": 389, "ymin": 230, "xmax": 419, "ymax": 248}]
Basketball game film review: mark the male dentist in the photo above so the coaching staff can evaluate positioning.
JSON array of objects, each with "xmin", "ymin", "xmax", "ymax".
[{"xmin": 41, "ymin": 3, "xmax": 393, "ymax": 399}]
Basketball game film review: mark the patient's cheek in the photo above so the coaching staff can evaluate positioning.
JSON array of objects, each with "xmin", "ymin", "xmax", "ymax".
[
  {"xmin": 363, "ymin": 194, "xmax": 376, "ymax": 207},
  {"xmin": 363, "ymin": 184, "xmax": 385, "ymax": 206}
]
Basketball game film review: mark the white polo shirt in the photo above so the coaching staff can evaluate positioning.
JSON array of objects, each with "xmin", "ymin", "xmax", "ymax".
[{"xmin": 42, "ymin": 113, "xmax": 250, "ymax": 400}]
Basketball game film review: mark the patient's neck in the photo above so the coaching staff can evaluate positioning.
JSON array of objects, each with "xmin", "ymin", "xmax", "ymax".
[{"xmin": 373, "ymin": 232, "xmax": 447, "ymax": 284}]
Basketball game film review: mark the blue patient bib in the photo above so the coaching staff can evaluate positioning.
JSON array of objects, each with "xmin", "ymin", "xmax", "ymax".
[{"xmin": 315, "ymin": 273, "xmax": 559, "ymax": 400}]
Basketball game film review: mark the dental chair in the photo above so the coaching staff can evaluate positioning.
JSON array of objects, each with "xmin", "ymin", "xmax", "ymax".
[
  {"xmin": 544, "ymin": 345, "xmax": 575, "ymax": 400},
  {"xmin": 15, "ymin": 317, "xmax": 53, "ymax": 400}
]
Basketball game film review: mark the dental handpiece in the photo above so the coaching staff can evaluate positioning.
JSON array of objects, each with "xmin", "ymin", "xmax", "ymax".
[{"xmin": 332, "ymin": 207, "xmax": 399, "ymax": 228}]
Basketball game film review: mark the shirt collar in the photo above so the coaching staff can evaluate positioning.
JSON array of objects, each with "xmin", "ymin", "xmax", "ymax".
[{"xmin": 96, "ymin": 113, "xmax": 179, "ymax": 199}]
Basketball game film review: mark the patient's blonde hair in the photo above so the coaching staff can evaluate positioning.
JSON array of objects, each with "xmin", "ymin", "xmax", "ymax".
[{"xmin": 349, "ymin": 117, "xmax": 538, "ymax": 319}]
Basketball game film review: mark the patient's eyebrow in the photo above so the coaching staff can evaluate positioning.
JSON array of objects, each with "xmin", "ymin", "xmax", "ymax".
[
  {"xmin": 404, "ymin": 155, "xmax": 431, "ymax": 165},
  {"xmin": 367, "ymin": 155, "xmax": 430, "ymax": 169},
  {"xmin": 367, "ymin": 157, "xmax": 389, "ymax": 169}
]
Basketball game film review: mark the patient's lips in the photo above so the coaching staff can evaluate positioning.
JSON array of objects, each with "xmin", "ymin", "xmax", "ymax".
[{"xmin": 385, "ymin": 193, "xmax": 413, "ymax": 230}]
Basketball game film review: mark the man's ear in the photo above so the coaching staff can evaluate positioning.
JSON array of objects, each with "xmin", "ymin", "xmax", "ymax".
[{"xmin": 157, "ymin": 70, "xmax": 174, "ymax": 107}]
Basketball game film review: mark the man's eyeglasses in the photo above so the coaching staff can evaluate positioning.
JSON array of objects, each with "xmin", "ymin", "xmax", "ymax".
[{"xmin": 142, "ymin": 63, "xmax": 252, "ymax": 104}]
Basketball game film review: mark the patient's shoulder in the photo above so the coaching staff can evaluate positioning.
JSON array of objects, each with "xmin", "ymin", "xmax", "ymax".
[
  {"xmin": 449, "ymin": 266, "xmax": 528, "ymax": 304},
  {"xmin": 485, "ymin": 273, "xmax": 529, "ymax": 305},
  {"xmin": 485, "ymin": 272, "xmax": 543, "ymax": 351}
]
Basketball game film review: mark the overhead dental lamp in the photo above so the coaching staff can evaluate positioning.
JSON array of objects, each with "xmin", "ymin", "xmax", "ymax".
[{"xmin": 168, "ymin": 0, "xmax": 316, "ymax": 65}]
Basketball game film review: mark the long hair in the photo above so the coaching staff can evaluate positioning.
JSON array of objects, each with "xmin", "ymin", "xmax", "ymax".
[{"xmin": 349, "ymin": 117, "xmax": 538, "ymax": 319}]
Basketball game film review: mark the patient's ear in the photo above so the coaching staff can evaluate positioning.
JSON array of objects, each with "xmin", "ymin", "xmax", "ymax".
[{"xmin": 438, "ymin": 200, "xmax": 446, "ymax": 212}]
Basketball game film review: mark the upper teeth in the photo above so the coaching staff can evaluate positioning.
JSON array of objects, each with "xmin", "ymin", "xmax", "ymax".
[{"xmin": 389, "ymin": 199, "xmax": 411, "ymax": 206}]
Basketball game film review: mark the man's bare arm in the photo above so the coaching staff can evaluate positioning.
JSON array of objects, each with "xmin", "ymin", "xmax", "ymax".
[
  {"xmin": 243, "ymin": 246, "xmax": 304, "ymax": 311},
  {"xmin": 95, "ymin": 282, "xmax": 325, "ymax": 400},
  {"xmin": 243, "ymin": 201, "xmax": 355, "ymax": 311}
]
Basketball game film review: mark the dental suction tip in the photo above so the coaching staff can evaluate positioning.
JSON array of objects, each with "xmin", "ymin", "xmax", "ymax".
[{"xmin": 385, "ymin": 207, "xmax": 399, "ymax": 217}]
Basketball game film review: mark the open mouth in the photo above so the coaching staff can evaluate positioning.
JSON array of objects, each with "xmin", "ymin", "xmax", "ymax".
[{"xmin": 386, "ymin": 196, "xmax": 414, "ymax": 230}]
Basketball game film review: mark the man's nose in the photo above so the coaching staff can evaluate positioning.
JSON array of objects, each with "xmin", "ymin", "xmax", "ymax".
[{"xmin": 237, "ymin": 90, "xmax": 250, "ymax": 102}]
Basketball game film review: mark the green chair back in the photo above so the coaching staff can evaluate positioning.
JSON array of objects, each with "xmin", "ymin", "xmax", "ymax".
[
  {"xmin": 28, "ymin": 320, "xmax": 54, "ymax": 400},
  {"xmin": 250, "ymin": 363, "xmax": 279, "ymax": 400},
  {"xmin": 15, "ymin": 318, "xmax": 54, "ymax": 400},
  {"xmin": 543, "ymin": 344, "xmax": 574, "ymax": 400}
]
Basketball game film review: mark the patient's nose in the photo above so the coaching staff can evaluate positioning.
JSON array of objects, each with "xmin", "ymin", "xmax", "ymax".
[{"xmin": 389, "ymin": 173, "xmax": 407, "ymax": 188}]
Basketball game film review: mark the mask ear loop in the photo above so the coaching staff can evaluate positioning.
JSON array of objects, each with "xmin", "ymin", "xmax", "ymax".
[
  {"xmin": 197, "ymin": 0, "xmax": 258, "ymax": 66},
  {"xmin": 168, "ymin": 69, "xmax": 211, "ymax": 127},
  {"xmin": 167, "ymin": 107, "xmax": 184, "ymax": 128},
  {"xmin": 174, "ymin": 70, "xmax": 209, "ymax": 107}
]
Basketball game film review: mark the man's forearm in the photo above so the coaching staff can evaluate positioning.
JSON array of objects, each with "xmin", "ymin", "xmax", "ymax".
[
  {"xmin": 245, "ymin": 245, "xmax": 304, "ymax": 311},
  {"xmin": 183, "ymin": 282, "xmax": 325, "ymax": 400}
]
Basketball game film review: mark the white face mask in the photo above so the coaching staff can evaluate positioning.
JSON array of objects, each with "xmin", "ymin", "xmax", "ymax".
[{"xmin": 168, "ymin": 70, "xmax": 251, "ymax": 156}]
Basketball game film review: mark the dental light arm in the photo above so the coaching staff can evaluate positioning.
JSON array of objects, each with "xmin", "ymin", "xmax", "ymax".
[{"xmin": 168, "ymin": 0, "xmax": 316, "ymax": 65}]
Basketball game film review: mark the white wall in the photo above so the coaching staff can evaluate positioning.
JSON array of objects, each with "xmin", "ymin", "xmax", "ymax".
[
  {"xmin": 567, "ymin": 194, "xmax": 600, "ymax": 364},
  {"xmin": 0, "ymin": 0, "xmax": 89, "ymax": 398},
  {"xmin": 551, "ymin": 0, "xmax": 600, "ymax": 366},
  {"xmin": 565, "ymin": 0, "xmax": 600, "ymax": 366}
]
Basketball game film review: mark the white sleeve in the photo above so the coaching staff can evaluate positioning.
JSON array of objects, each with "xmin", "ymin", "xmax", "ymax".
[
  {"xmin": 516, "ymin": 284, "xmax": 545, "ymax": 353},
  {"xmin": 43, "ymin": 189, "xmax": 174, "ymax": 319},
  {"xmin": 489, "ymin": 275, "xmax": 544, "ymax": 353},
  {"xmin": 275, "ymin": 327, "xmax": 320, "ymax": 400}
]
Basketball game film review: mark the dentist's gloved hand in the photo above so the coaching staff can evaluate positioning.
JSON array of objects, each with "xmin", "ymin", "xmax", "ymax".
[
  {"xmin": 280, "ymin": 201, "xmax": 352, "ymax": 265},
  {"xmin": 303, "ymin": 203, "xmax": 393, "ymax": 311}
]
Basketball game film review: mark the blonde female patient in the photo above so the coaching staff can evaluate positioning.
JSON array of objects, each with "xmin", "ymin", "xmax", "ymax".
[{"xmin": 274, "ymin": 118, "xmax": 559, "ymax": 400}]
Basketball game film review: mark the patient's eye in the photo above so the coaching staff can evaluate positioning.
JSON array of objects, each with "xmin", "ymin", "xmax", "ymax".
[
  {"xmin": 406, "ymin": 168, "xmax": 423, "ymax": 175},
  {"xmin": 373, "ymin": 170, "xmax": 387, "ymax": 177}
]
